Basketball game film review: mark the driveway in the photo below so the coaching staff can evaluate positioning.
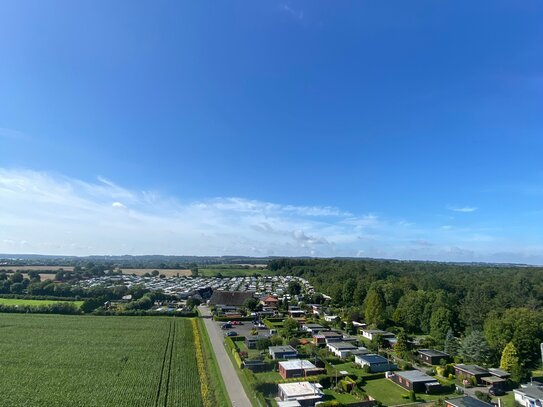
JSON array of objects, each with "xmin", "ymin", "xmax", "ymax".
[{"xmin": 198, "ymin": 305, "xmax": 253, "ymax": 407}]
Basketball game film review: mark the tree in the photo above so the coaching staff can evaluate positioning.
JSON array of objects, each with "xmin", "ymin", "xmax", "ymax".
[
  {"xmin": 186, "ymin": 297, "xmax": 202, "ymax": 309},
  {"xmin": 11, "ymin": 272, "xmax": 24, "ymax": 283},
  {"xmin": 394, "ymin": 329, "xmax": 410, "ymax": 359},
  {"xmin": 281, "ymin": 318, "xmax": 299, "ymax": 339},
  {"xmin": 430, "ymin": 307, "xmax": 453, "ymax": 342},
  {"xmin": 364, "ymin": 288, "xmax": 386, "ymax": 327},
  {"xmin": 256, "ymin": 338, "xmax": 271, "ymax": 350},
  {"xmin": 288, "ymin": 281, "xmax": 302, "ymax": 296},
  {"xmin": 27, "ymin": 270, "xmax": 41, "ymax": 281},
  {"xmin": 444, "ymin": 330, "xmax": 459, "ymax": 357},
  {"xmin": 500, "ymin": 342, "xmax": 520, "ymax": 373},
  {"xmin": 9, "ymin": 282, "xmax": 23, "ymax": 294},
  {"xmin": 460, "ymin": 331, "xmax": 491, "ymax": 364},
  {"xmin": 243, "ymin": 298, "xmax": 259, "ymax": 312}
]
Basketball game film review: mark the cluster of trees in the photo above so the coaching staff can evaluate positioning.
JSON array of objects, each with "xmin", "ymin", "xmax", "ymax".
[{"xmin": 270, "ymin": 258, "xmax": 543, "ymax": 372}]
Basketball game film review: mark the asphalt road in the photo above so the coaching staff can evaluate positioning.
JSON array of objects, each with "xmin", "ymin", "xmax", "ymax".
[{"xmin": 198, "ymin": 305, "xmax": 253, "ymax": 407}]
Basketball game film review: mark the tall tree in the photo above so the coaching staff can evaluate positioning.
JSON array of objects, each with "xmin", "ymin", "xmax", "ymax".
[
  {"xmin": 444, "ymin": 330, "xmax": 460, "ymax": 357},
  {"xmin": 430, "ymin": 307, "xmax": 453, "ymax": 342},
  {"xmin": 364, "ymin": 288, "xmax": 386, "ymax": 327},
  {"xmin": 460, "ymin": 331, "xmax": 491, "ymax": 364}
]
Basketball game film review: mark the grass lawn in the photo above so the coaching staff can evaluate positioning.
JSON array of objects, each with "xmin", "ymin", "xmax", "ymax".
[
  {"xmin": 364, "ymin": 378, "xmax": 456, "ymax": 406},
  {"xmin": 332, "ymin": 361, "xmax": 383, "ymax": 378},
  {"xmin": 0, "ymin": 298, "xmax": 84, "ymax": 308},
  {"xmin": 237, "ymin": 341, "xmax": 261, "ymax": 358},
  {"xmin": 323, "ymin": 389, "xmax": 363, "ymax": 404},
  {"xmin": 255, "ymin": 371, "xmax": 283, "ymax": 382},
  {"xmin": 492, "ymin": 392, "xmax": 515, "ymax": 407},
  {"xmin": 364, "ymin": 378, "xmax": 413, "ymax": 406}
]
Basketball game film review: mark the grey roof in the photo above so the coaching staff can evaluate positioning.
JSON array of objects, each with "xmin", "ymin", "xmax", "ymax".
[
  {"xmin": 454, "ymin": 364, "xmax": 489, "ymax": 376},
  {"xmin": 279, "ymin": 359, "xmax": 317, "ymax": 370},
  {"xmin": 447, "ymin": 396, "xmax": 493, "ymax": 407},
  {"xmin": 514, "ymin": 383, "xmax": 543, "ymax": 400},
  {"xmin": 357, "ymin": 354, "xmax": 389, "ymax": 364},
  {"xmin": 328, "ymin": 341, "xmax": 357, "ymax": 350},
  {"xmin": 418, "ymin": 349, "xmax": 450, "ymax": 358},
  {"xmin": 488, "ymin": 368, "xmax": 511, "ymax": 378},
  {"xmin": 303, "ymin": 324, "xmax": 324, "ymax": 328},
  {"xmin": 269, "ymin": 345, "xmax": 297, "ymax": 354},
  {"xmin": 396, "ymin": 370, "xmax": 438, "ymax": 383}
]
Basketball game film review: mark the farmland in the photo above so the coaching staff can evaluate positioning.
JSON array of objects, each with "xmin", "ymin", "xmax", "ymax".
[{"xmin": 0, "ymin": 314, "xmax": 228, "ymax": 407}]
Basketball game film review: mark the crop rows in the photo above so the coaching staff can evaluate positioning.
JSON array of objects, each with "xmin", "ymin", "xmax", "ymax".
[{"xmin": 0, "ymin": 314, "xmax": 212, "ymax": 406}]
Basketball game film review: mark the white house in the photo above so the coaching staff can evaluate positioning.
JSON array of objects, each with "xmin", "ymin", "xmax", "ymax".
[
  {"xmin": 278, "ymin": 382, "xmax": 324, "ymax": 406},
  {"xmin": 514, "ymin": 382, "xmax": 543, "ymax": 407},
  {"xmin": 361, "ymin": 329, "xmax": 395, "ymax": 341},
  {"xmin": 326, "ymin": 341, "xmax": 358, "ymax": 359}
]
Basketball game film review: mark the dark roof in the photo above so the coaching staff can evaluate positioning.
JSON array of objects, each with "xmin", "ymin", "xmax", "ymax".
[
  {"xmin": 447, "ymin": 396, "xmax": 493, "ymax": 407},
  {"xmin": 418, "ymin": 349, "xmax": 450, "ymax": 358},
  {"xmin": 488, "ymin": 368, "xmax": 511, "ymax": 378},
  {"xmin": 209, "ymin": 290, "xmax": 255, "ymax": 306},
  {"xmin": 396, "ymin": 370, "xmax": 439, "ymax": 384},
  {"xmin": 269, "ymin": 345, "xmax": 298, "ymax": 354},
  {"xmin": 454, "ymin": 364, "xmax": 489, "ymax": 376},
  {"xmin": 357, "ymin": 354, "xmax": 389, "ymax": 364},
  {"xmin": 328, "ymin": 341, "xmax": 357, "ymax": 350}
]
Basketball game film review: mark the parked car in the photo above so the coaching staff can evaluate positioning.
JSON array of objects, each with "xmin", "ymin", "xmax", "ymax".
[
  {"xmin": 221, "ymin": 323, "xmax": 232, "ymax": 330},
  {"xmin": 225, "ymin": 331, "xmax": 238, "ymax": 337},
  {"xmin": 489, "ymin": 387, "xmax": 505, "ymax": 396}
]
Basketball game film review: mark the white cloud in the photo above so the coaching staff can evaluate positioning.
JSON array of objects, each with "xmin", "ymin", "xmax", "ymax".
[
  {"xmin": 279, "ymin": 4, "xmax": 304, "ymax": 20},
  {"xmin": 0, "ymin": 168, "xmax": 540, "ymax": 263},
  {"xmin": 448, "ymin": 206, "xmax": 478, "ymax": 213}
]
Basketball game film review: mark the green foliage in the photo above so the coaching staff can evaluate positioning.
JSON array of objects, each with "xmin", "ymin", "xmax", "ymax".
[
  {"xmin": 430, "ymin": 307, "xmax": 453, "ymax": 341},
  {"xmin": 364, "ymin": 287, "xmax": 386, "ymax": 327},
  {"xmin": 444, "ymin": 329, "xmax": 460, "ymax": 356},
  {"xmin": 460, "ymin": 331, "xmax": 491, "ymax": 364},
  {"xmin": 281, "ymin": 318, "xmax": 299, "ymax": 339},
  {"xmin": 484, "ymin": 307, "xmax": 543, "ymax": 367}
]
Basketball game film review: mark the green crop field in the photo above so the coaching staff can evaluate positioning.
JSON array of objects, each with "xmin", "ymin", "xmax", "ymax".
[
  {"xmin": 0, "ymin": 314, "xmax": 228, "ymax": 407},
  {"xmin": 0, "ymin": 298, "xmax": 84, "ymax": 307}
]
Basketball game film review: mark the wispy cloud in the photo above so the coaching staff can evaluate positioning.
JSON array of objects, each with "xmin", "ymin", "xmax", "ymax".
[
  {"xmin": 448, "ymin": 206, "xmax": 478, "ymax": 213},
  {"xmin": 0, "ymin": 168, "xmax": 540, "ymax": 263},
  {"xmin": 0, "ymin": 128, "xmax": 31, "ymax": 141},
  {"xmin": 279, "ymin": 4, "xmax": 304, "ymax": 20}
]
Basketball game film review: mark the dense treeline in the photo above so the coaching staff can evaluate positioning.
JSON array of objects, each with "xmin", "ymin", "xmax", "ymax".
[{"xmin": 270, "ymin": 258, "xmax": 543, "ymax": 370}]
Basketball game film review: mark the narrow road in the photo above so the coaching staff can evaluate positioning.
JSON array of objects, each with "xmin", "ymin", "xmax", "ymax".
[{"xmin": 198, "ymin": 305, "xmax": 253, "ymax": 407}]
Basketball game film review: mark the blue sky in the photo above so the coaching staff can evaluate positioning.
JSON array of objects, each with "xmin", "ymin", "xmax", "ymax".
[{"xmin": 1, "ymin": 1, "xmax": 542, "ymax": 262}]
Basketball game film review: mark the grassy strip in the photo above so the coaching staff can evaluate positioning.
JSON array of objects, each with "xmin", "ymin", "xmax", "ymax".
[
  {"xmin": 0, "ymin": 298, "xmax": 84, "ymax": 307},
  {"xmin": 224, "ymin": 349, "xmax": 267, "ymax": 407},
  {"xmin": 197, "ymin": 317, "xmax": 232, "ymax": 407}
]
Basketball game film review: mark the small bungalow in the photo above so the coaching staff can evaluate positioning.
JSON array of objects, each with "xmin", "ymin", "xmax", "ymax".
[
  {"xmin": 313, "ymin": 331, "xmax": 343, "ymax": 345},
  {"xmin": 417, "ymin": 349, "xmax": 451, "ymax": 365},
  {"xmin": 326, "ymin": 341, "xmax": 358, "ymax": 359},
  {"xmin": 278, "ymin": 382, "xmax": 324, "ymax": 406},
  {"xmin": 324, "ymin": 314, "xmax": 339, "ymax": 322},
  {"xmin": 278, "ymin": 359, "xmax": 324, "ymax": 379},
  {"xmin": 390, "ymin": 370, "xmax": 442, "ymax": 393},
  {"xmin": 355, "ymin": 354, "xmax": 396, "ymax": 373},
  {"xmin": 481, "ymin": 368, "xmax": 510, "ymax": 390},
  {"xmin": 361, "ymin": 329, "xmax": 395, "ymax": 341},
  {"xmin": 269, "ymin": 345, "xmax": 298, "ymax": 360},
  {"xmin": 446, "ymin": 396, "xmax": 494, "ymax": 407},
  {"xmin": 454, "ymin": 364, "xmax": 489, "ymax": 384},
  {"xmin": 514, "ymin": 382, "xmax": 543, "ymax": 407}
]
